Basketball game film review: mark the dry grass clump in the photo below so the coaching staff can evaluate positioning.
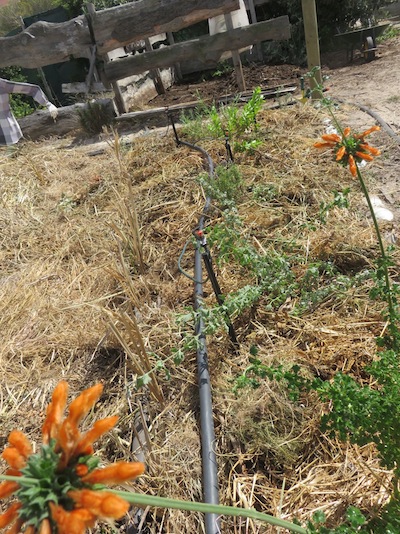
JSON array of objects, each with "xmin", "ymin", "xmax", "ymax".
[{"xmin": 0, "ymin": 98, "xmax": 398, "ymax": 533}]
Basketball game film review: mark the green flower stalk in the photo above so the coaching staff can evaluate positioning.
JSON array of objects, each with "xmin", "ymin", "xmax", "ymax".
[{"xmin": 314, "ymin": 123, "xmax": 398, "ymax": 348}]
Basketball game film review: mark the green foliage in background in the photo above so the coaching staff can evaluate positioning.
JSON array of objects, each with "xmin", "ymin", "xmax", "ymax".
[
  {"xmin": 0, "ymin": 0, "xmax": 59, "ymax": 35},
  {"xmin": 257, "ymin": 0, "xmax": 396, "ymax": 64},
  {"xmin": 60, "ymin": 0, "xmax": 133, "ymax": 17},
  {"xmin": 0, "ymin": 66, "xmax": 35, "ymax": 117},
  {"xmin": 0, "ymin": 0, "xmax": 132, "ymax": 31}
]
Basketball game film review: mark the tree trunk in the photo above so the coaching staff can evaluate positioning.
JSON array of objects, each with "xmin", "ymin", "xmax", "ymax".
[
  {"xmin": 0, "ymin": 0, "xmax": 239, "ymax": 68},
  {"xmin": 104, "ymin": 16, "xmax": 290, "ymax": 82},
  {"xmin": 19, "ymin": 100, "xmax": 114, "ymax": 141}
]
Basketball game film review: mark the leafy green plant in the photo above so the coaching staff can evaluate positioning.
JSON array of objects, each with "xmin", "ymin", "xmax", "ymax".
[
  {"xmin": 181, "ymin": 87, "xmax": 264, "ymax": 153},
  {"xmin": 377, "ymin": 24, "xmax": 400, "ymax": 43},
  {"xmin": 252, "ymin": 183, "xmax": 279, "ymax": 203},
  {"xmin": 306, "ymin": 507, "xmax": 367, "ymax": 533},
  {"xmin": 319, "ymin": 188, "xmax": 350, "ymax": 223},
  {"xmin": 208, "ymin": 87, "xmax": 264, "ymax": 151},
  {"xmin": 198, "ymin": 164, "xmax": 243, "ymax": 210},
  {"xmin": 212, "ymin": 61, "xmax": 234, "ymax": 78}
]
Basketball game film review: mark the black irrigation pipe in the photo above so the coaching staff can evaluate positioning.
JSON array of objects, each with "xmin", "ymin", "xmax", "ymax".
[{"xmin": 168, "ymin": 111, "xmax": 239, "ymax": 534}]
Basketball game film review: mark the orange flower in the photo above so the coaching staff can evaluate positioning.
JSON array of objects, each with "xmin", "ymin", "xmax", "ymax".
[
  {"xmin": 0, "ymin": 382, "xmax": 145, "ymax": 533},
  {"xmin": 82, "ymin": 461, "xmax": 145, "ymax": 485},
  {"xmin": 75, "ymin": 464, "xmax": 90, "ymax": 477},
  {"xmin": 8, "ymin": 518, "xmax": 25, "ymax": 534},
  {"xmin": 7, "ymin": 430, "xmax": 32, "ymax": 459},
  {"xmin": 0, "ymin": 502, "xmax": 21, "ymax": 528},
  {"xmin": 356, "ymin": 125, "xmax": 380, "ymax": 138},
  {"xmin": 38, "ymin": 519, "xmax": 52, "ymax": 534},
  {"xmin": 355, "ymin": 151, "xmax": 374, "ymax": 161},
  {"xmin": 69, "ymin": 489, "xmax": 130, "ymax": 519},
  {"xmin": 348, "ymin": 155, "xmax": 357, "ymax": 177},
  {"xmin": 1, "ymin": 447, "xmax": 26, "ymax": 470},
  {"xmin": 49, "ymin": 503, "xmax": 96, "ymax": 534},
  {"xmin": 42, "ymin": 381, "xmax": 68, "ymax": 445},
  {"xmin": 359, "ymin": 143, "xmax": 381, "ymax": 156},
  {"xmin": 0, "ymin": 480, "xmax": 20, "ymax": 499},
  {"xmin": 74, "ymin": 415, "xmax": 119, "ymax": 457},
  {"xmin": 67, "ymin": 384, "xmax": 104, "ymax": 428},
  {"xmin": 314, "ymin": 124, "xmax": 381, "ymax": 177},
  {"xmin": 336, "ymin": 145, "xmax": 346, "ymax": 161},
  {"xmin": 321, "ymin": 133, "xmax": 341, "ymax": 143}
]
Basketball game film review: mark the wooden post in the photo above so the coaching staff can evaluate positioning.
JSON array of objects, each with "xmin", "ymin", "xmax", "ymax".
[
  {"xmin": 167, "ymin": 31, "xmax": 183, "ymax": 82},
  {"xmin": 246, "ymin": 0, "xmax": 263, "ymax": 62},
  {"xmin": 144, "ymin": 38, "xmax": 166, "ymax": 94},
  {"xmin": 224, "ymin": 13, "xmax": 246, "ymax": 91},
  {"xmin": 301, "ymin": 0, "xmax": 322, "ymax": 98},
  {"xmin": 87, "ymin": 2, "xmax": 127, "ymax": 114}
]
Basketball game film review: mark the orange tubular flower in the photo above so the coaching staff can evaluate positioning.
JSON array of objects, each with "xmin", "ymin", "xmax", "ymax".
[
  {"xmin": 82, "ymin": 461, "xmax": 145, "ymax": 485},
  {"xmin": 314, "ymin": 124, "xmax": 381, "ymax": 177},
  {"xmin": 0, "ymin": 480, "xmax": 20, "ymax": 499},
  {"xmin": 336, "ymin": 145, "xmax": 346, "ymax": 161},
  {"xmin": 0, "ymin": 382, "xmax": 145, "ymax": 533},
  {"xmin": 359, "ymin": 143, "xmax": 381, "ymax": 156},
  {"xmin": 49, "ymin": 503, "xmax": 96, "ymax": 534},
  {"xmin": 1, "ymin": 447, "xmax": 26, "ymax": 471},
  {"xmin": 0, "ymin": 502, "xmax": 21, "ymax": 528},
  {"xmin": 74, "ymin": 415, "xmax": 120, "ymax": 457},
  {"xmin": 348, "ymin": 155, "xmax": 357, "ymax": 177},
  {"xmin": 69, "ymin": 489, "xmax": 130, "ymax": 519},
  {"xmin": 8, "ymin": 431, "xmax": 32, "ymax": 459},
  {"xmin": 42, "ymin": 381, "xmax": 68, "ymax": 445}
]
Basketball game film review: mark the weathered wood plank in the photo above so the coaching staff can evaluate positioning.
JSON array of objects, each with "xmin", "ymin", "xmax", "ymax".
[
  {"xmin": 0, "ymin": 0, "xmax": 240, "ymax": 68},
  {"xmin": 301, "ymin": 0, "xmax": 322, "ymax": 97},
  {"xmin": 62, "ymin": 82, "xmax": 107, "ymax": 93},
  {"xmin": 243, "ymin": 0, "xmax": 272, "ymax": 7},
  {"xmin": 115, "ymin": 85, "xmax": 296, "ymax": 129},
  {"xmin": 92, "ymin": 0, "xmax": 241, "ymax": 55},
  {"xmin": 104, "ymin": 16, "xmax": 290, "ymax": 82},
  {"xmin": 0, "ymin": 17, "xmax": 91, "ymax": 68}
]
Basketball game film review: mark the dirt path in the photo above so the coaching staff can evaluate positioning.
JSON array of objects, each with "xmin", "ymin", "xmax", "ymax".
[{"xmin": 324, "ymin": 33, "xmax": 400, "ymax": 133}]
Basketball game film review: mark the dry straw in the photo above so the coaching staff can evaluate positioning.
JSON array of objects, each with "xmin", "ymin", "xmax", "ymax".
[{"xmin": 0, "ymin": 99, "xmax": 397, "ymax": 532}]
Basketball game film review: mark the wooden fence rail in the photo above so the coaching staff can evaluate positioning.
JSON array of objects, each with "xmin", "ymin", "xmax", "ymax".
[
  {"xmin": 104, "ymin": 16, "xmax": 290, "ymax": 82},
  {"xmin": 0, "ymin": 0, "xmax": 239, "ymax": 68}
]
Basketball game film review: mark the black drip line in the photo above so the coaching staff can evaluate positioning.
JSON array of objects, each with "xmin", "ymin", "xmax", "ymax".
[{"xmin": 168, "ymin": 111, "xmax": 239, "ymax": 534}]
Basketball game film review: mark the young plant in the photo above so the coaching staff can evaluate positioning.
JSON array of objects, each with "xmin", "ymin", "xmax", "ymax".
[
  {"xmin": 181, "ymin": 87, "xmax": 264, "ymax": 154},
  {"xmin": 208, "ymin": 87, "xmax": 264, "ymax": 152},
  {"xmin": 78, "ymin": 101, "xmax": 115, "ymax": 136}
]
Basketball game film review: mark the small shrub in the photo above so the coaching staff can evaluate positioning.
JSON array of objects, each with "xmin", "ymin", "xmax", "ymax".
[{"xmin": 77, "ymin": 100, "xmax": 115, "ymax": 135}]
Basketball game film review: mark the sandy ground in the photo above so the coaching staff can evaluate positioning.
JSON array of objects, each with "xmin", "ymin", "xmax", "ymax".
[{"xmin": 324, "ymin": 33, "xmax": 400, "ymax": 133}]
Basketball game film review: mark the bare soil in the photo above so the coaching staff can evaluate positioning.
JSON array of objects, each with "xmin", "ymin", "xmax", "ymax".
[{"xmin": 151, "ymin": 33, "xmax": 400, "ymax": 135}]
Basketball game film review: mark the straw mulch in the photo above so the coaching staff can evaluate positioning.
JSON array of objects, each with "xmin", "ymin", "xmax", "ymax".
[{"xmin": 0, "ymin": 99, "xmax": 398, "ymax": 533}]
